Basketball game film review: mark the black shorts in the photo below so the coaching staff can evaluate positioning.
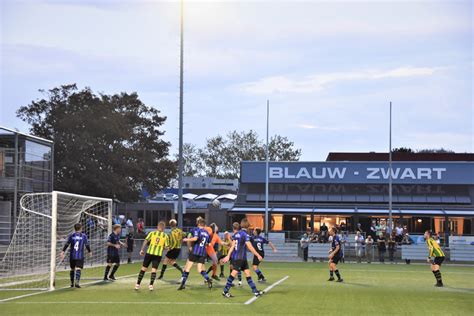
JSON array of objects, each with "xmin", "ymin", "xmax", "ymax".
[
  {"xmin": 331, "ymin": 254, "xmax": 342, "ymax": 265},
  {"xmin": 127, "ymin": 244, "xmax": 134, "ymax": 252},
  {"xmin": 107, "ymin": 254, "xmax": 120, "ymax": 264},
  {"xmin": 70, "ymin": 259, "xmax": 84, "ymax": 270},
  {"xmin": 432, "ymin": 256, "xmax": 445, "ymax": 266},
  {"xmin": 142, "ymin": 253, "xmax": 162, "ymax": 269},
  {"xmin": 188, "ymin": 253, "xmax": 205, "ymax": 264},
  {"xmin": 253, "ymin": 253, "xmax": 265, "ymax": 266},
  {"xmin": 166, "ymin": 248, "xmax": 181, "ymax": 260},
  {"xmin": 232, "ymin": 259, "xmax": 249, "ymax": 271}
]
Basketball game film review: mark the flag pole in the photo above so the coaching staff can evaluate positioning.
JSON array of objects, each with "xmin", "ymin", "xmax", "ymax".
[{"xmin": 265, "ymin": 100, "xmax": 270, "ymax": 236}]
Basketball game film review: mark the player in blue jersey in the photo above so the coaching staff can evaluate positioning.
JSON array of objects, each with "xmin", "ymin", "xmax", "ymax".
[
  {"xmin": 328, "ymin": 227, "xmax": 343, "ymax": 282},
  {"xmin": 177, "ymin": 217, "xmax": 213, "ymax": 290},
  {"xmin": 104, "ymin": 224, "xmax": 126, "ymax": 281},
  {"xmin": 221, "ymin": 218, "xmax": 264, "ymax": 298},
  {"xmin": 60, "ymin": 223, "xmax": 92, "ymax": 288},
  {"xmin": 251, "ymin": 228, "xmax": 277, "ymax": 282}
]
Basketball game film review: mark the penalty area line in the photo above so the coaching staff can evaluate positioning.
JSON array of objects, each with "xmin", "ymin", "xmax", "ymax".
[
  {"xmin": 244, "ymin": 275, "xmax": 289, "ymax": 305},
  {"xmin": 14, "ymin": 301, "xmax": 241, "ymax": 306},
  {"xmin": 0, "ymin": 273, "xmax": 137, "ymax": 303}
]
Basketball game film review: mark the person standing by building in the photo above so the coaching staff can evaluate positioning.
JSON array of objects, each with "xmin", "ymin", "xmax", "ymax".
[
  {"xmin": 300, "ymin": 233, "xmax": 310, "ymax": 262},
  {"xmin": 365, "ymin": 235, "xmax": 374, "ymax": 263},
  {"xmin": 395, "ymin": 224, "xmax": 404, "ymax": 243},
  {"xmin": 388, "ymin": 235, "xmax": 396, "ymax": 263},
  {"xmin": 354, "ymin": 231, "xmax": 364, "ymax": 263},
  {"xmin": 402, "ymin": 233, "xmax": 412, "ymax": 264},
  {"xmin": 320, "ymin": 223, "xmax": 329, "ymax": 243},
  {"xmin": 377, "ymin": 233, "xmax": 386, "ymax": 263},
  {"xmin": 126, "ymin": 230, "xmax": 134, "ymax": 264}
]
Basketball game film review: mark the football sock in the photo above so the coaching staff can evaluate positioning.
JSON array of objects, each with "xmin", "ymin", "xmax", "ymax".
[
  {"xmin": 255, "ymin": 269, "xmax": 264, "ymax": 279},
  {"xmin": 220, "ymin": 265, "xmax": 224, "ymax": 275},
  {"xmin": 104, "ymin": 266, "xmax": 111, "ymax": 279},
  {"xmin": 330, "ymin": 270, "xmax": 334, "ymax": 278},
  {"xmin": 160, "ymin": 264, "xmax": 167, "ymax": 277},
  {"xmin": 173, "ymin": 263, "xmax": 183, "ymax": 273},
  {"xmin": 207, "ymin": 266, "xmax": 213, "ymax": 274},
  {"xmin": 69, "ymin": 270, "xmax": 74, "ymax": 284},
  {"xmin": 247, "ymin": 276, "xmax": 257, "ymax": 293},
  {"xmin": 75, "ymin": 269, "xmax": 81, "ymax": 283},
  {"xmin": 150, "ymin": 272, "xmax": 157, "ymax": 285},
  {"xmin": 212, "ymin": 264, "xmax": 217, "ymax": 276},
  {"xmin": 224, "ymin": 275, "xmax": 235, "ymax": 293},
  {"xmin": 335, "ymin": 270, "xmax": 341, "ymax": 280},
  {"xmin": 180, "ymin": 271, "xmax": 189, "ymax": 286},
  {"xmin": 200, "ymin": 270, "xmax": 210, "ymax": 281},
  {"xmin": 237, "ymin": 271, "xmax": 242, "ymax": 281},
  {"xmin": 433, "ymin": 270, "xmax": 442, "ymax": 283},
  {"xmin": 137, "ymin": 270, "xmax": 145, "ymax": 285},
  {"xmin": 110, "ymin": 264, "xmax": 119, "ymax": 278}
]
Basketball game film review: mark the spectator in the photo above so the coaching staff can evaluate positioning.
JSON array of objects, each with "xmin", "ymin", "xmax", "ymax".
[
  {"xmin": 395, "ymin": 224, "xmax": 404, "ymax": 243},
  {"xmin": 320, "ymin": 223, "xmax": 328, "ymax": 243},
  {"xmin": 137, "ymin": 218, "xmax": 144, "ymax": 236},
  {"xmin": 113, "ymin": 216, "xmax": 121, "ymax": 225},
  {"xmin": 126, "ymin": 217, "xmax": 134, "ymax": 230},
  {"xmin": 356, "ymin": 223, "xmax": 363, "ymax": 234},
  {"xmin": 369, "ymin": 221, "xmax": 377, "ymax": 239},
  {"xmin": 365, "ymin": 235, "xmax": 374, "ymax": 263},
  {"xmin": 377, "ymin": 233, "xmax": 386, "ymax": 263},
  {"xmin": 402, "ymin": 234, "xmax": 412, "ymax": 264},
  {"xmin": 340, "ymin": 221, "xmax": 347, "ymax": 233},
  {"xmin": 340, "ymin": 231, "xmax": 348, "ymax": 263},
  {"xmin": 388, "ymin": 235, "xmax": 396, "ymax": 263},
  {"xmin": 126, "ymin": 231, "xmax": 134, "ymax": 264},
  {"xmin": 300, "ymin": 233, "xmax": 310, "ymax": 262},
  {"xmin": 354, "ymin": 231, "xmax": 364, "ymax": 263}
]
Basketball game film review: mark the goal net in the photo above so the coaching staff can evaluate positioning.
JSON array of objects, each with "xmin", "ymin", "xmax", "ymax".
[{"xmin": 0, "ymin": 191, "xmax": 112, "ymax": 291}]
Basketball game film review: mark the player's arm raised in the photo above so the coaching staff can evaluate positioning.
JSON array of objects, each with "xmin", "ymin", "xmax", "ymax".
[{"xmin": 246, "ymin": 241, "xmax": 263, "ymax": 261}]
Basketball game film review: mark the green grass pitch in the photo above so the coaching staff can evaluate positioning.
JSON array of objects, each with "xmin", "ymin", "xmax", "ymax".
[{"xmin": 1, "ymin": 261, "xmax": 473, "ymax": 315}]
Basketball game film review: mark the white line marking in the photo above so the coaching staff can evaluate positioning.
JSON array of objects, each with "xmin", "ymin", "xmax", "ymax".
[
  {"xmin": 0, "ymin": 274, "xmax": 136, "ymax": 303},
  {"xmin": 12, "ymin": 301, "xmax": 240, "ymax": 305},
  {"xmin": 244, "ymin": 275, "xmax": 289, "ymax": 305}
]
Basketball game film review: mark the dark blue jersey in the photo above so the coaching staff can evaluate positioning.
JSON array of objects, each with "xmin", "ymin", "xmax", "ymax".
[
  {"xmin": 64, "ymin": 232, "xmax": 90, "ymax": 260},
  {"xmin": 331, "ymin": 235, "xmax": 342, "ymax": 256},
  {"xmin": 231, "ymin": 229, "xmax": 251, "ymax": 261},
  {"xmin": 107, "ymin": 233, "xmax": 120, "ymax": 256},
  {"xmin": 251, "ymin": 235, "xmax": 269, "ymax": 255},
  {"xmin": 192, "ymin": 228, "xmax": 210, "ymax": 257}
]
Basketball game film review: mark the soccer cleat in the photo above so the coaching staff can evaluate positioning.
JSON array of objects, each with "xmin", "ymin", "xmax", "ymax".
[
  {"xmin": 328, "ymin": 277, "xmax": 335, "ymax": 281},
  {"xmin": 219, "ymin": 273, "xmax": 225, "ymax": 278},
  {"xmin": 149, "ymin": 285, "xmax": 154, "ymax": 291},
  {"xmin": 336, "ymin": 278, "xmax": 344, "ymax": 283},
  {"xmin": 435, "ymin": 283, "xmax": 444, "ymax": 287},
  {"xmin": 258, "ymin": 278, "xmax": 267, "ymax": 283},
  {"xmin": 157, "ymin": 275, "xmax": 163, "ymax": 280},
  {"xmin": 254, "ymin": 290, "xmax": 264, "ymax": 297},
  {"xmin": 135, "ymin": 284, "xmax": 140, "ymax": 290},
  {"xmin": 222, "ymin": 291, "xmax": 234, "ymax": 298},
  {"xmin": 212, "ymin": 275, "xmax": 220, "ymax": 281},
  {"xmin": 103, "ymin": 277, "xmax": 109, "ymax": 281},
  {"xmin": 207, "ymin": 279, "xmax": 213, "ymax": 289},
  {"xmin": 177, "ymin": 284, "xmax": 186, "ymax": 291},
  {"xmin": 109, "ymin": 276, "xmax": 116, "ymax": 281},
  {"xmin": 74, "ymin": 284, "xmax": 81, "ymax": 288},
  {"xmin": 70, "ymin": 284, "xmax": 74, "ymax": 288}
]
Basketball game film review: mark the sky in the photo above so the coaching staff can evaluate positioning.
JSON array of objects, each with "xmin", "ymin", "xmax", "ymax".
[{"xmin": 0, "ymin": 0, "xmax": 472, "ymax": 160}]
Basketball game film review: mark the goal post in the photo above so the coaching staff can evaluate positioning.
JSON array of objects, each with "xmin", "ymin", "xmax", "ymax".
[{"xmin": 0, "ymin": 191, "xmax": 113, "ymax": 292}]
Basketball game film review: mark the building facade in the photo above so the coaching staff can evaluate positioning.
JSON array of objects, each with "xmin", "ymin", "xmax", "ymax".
[{"xmin": 231, "ymin": 153, "xmax": 474, "ymax": 242}]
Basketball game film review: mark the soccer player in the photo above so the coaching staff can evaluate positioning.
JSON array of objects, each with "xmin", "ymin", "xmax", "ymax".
[
  {"xmin": 221, "ymin": 218, "xmax": 264, "ymax": 298},
  {"xmin": 158, "ymin": 219, "xmax": 184, "ymax": 280},
  {"xmin": 217, "ymin": 231, "xmax": 231, "ymax": 278},
  {"xmin": 60, "ymin": 223, "xmax": 92, "ymax": 288},
  {"xmin": 205, "ymin": 223, "xmax": 224, "ymax": 281},
  {"xmin": 104, "ymin": 224, "xmax": 126, "ymax": 281},
  {"xmin": 328, "ymin": 227, "xmax": 343, "ymax": 282},
  {"xmin": 135, "ymin": 221, "xmax": 170, "ymax": 291},
  {"xmin": 177, "ymin": 217, "xmax": 212, "ymax": 290},
  {"xmin": 251, "ymin": 227, "xmax": 277, "ymax": 282},
  {"xmin": 425, "ymin": 230, "xmax": 445, "ymax": 287},
  {"xmin": 229, "ymin": 222, "xmax": 242, "ymax": 286}
]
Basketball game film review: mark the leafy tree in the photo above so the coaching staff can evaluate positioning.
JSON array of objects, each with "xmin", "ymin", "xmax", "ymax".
[
  {"xmin": 392, "ymin": 147, "xmax": 414, "ymax": 153},
  {"xmin": 183, "ymin": 130, "xmax": 301, "ymax": 178},
  {"xmin": 17, "ymin": 84, "xmax": 175, "ymax": 201},
  {"xmin": 417, "ymin": 148, "xmax": 455, "ymax": 154}
]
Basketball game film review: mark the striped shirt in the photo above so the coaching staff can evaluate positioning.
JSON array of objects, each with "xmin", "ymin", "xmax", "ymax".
[
  {"xmin": 219, "ymin": 241, "xmax": 230, "ymax": 256},
  {"xmin": 231, "ymin": 229, "xmax": 251, "ymax": 261},
  {"xmin": 192, "ymin": 228, "xmax": 210, "ymax": 257},
  {"xmin": 427, "ymin": 238, "xmax": 444, "ymax": 257},
  {"xmin": 64, "ymin": 232, "xmax": 90, "ymax": 260},
  {"xmin": 169, "ymin": 228, "xmax": 184, "ymax": 249},
  {"xmin": 145, "ymin": 231, "xmax": 169, "ymax": 256}
]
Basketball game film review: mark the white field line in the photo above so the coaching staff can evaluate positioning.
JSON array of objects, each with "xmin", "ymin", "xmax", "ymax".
[
  {"xmin": 264, "ymin": 267, "xmax": 474, "ymax": 275},
  {"xmin": 0, "ymin": 273, "xmax": 136, "ymax": 303},
  {"xmin": 13, "ymin": 301, "xmax": 240, "ymax": 306},
  {"xmin": 244, "ymin": 275, "xmax": 289, "ymax": 305}
]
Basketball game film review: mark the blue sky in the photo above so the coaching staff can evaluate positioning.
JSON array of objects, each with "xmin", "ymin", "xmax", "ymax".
[{"xmin": 1, "ymin": 0, "xmax": 472, "ymax": 160}]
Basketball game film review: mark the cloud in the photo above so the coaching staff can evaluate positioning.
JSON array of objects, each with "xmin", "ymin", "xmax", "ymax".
[
  {"xmin": 297, "ymin": 124, "xmax": 366, "ymax": 132},
  {"xmin": 236, "ymin": 66, "xmax": 442, "ymax": 94}
]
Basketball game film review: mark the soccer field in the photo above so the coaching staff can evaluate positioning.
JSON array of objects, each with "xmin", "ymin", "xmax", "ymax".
[{"xmin": 1, "ymin": 261, "xmax": 473, "ymax": 315}]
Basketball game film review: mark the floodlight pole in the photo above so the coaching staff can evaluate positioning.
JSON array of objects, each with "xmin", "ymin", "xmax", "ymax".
[
  {"xmin": 388, "ymin": 101, "xmax": 393, "ymax": 234},
  {"xmin": 177, "ymin": 0, "xmax": 185, "ymax": 228},
  {"xmin": 265, "ymin": 100, "xmax": 270, "ymax": 236}
]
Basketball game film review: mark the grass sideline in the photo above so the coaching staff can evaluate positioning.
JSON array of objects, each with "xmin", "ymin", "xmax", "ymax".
[{"xmin": 1, "ymin": 261, "xmax": 473, "ymax": 315}]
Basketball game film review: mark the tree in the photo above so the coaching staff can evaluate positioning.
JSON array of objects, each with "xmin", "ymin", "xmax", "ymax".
[
  {"xmin": 17, "ymin": 84, "xmax": 176, "ymax": 201},
  {"xmin": 417, "ymin": 148, "xmax": 455, "ymax": 154},
  {"xmin": 183, "ymin": 130, "xmax": 302, "ymax": 178}
]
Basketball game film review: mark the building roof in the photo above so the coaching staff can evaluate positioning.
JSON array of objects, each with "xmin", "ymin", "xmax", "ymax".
[
  {"xmin": 326, "ymin": 152, "xmax": 474, "ymax": 162},
  {"xmin": 0, "ymin": 126, "xmax": 53, "ymax": 144},
  {"xmin": 216, "ymin": 193, "xmax": 237, "ymax": 201},
  {"xmin": 194, "ymin": 193, "xmax": 218, "ymax": 201}
]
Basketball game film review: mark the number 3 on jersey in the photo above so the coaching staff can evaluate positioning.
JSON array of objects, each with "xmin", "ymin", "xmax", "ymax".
[{"xmin": 199, "ymin": 237, "xmax": 206, "ymax": 247}]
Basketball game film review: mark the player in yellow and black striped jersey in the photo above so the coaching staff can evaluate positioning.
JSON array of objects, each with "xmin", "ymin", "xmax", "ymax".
[
  {"xmin": 135, "ymin": 221, "xmax": 169, "ymax": 291},
  {"xmin": 424, "ymin": 230, "xmax": 445, "ymax": 287},
  {"xmin": 217, "ymin": 231, "xmax": 231, "ymax": 278},
  {"xmin": 158, "ymin": 219, "xmax": 185, "ymax": 280}
]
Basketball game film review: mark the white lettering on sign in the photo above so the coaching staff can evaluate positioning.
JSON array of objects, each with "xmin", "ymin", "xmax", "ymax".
[
  {"xmin": 269, "ymin": 167, "xmax": 347, "ymax": 179},
  {"xmin": 365, "ymin": 168, "xmax": 447, "ymax": 180}
]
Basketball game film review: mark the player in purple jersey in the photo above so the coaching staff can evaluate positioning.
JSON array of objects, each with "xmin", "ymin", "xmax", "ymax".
[
  {"xmin": 221, "ymin": 218, "xmax": 263, "ymax": 298},
  {"xmin": 251, "ymin": 228, "xmax": 277, "ymax": 282},
  {"xmin": 104, "ymin": 224, "xmax": 126, "ymax": 281},
  {"xmin": 328, "ymin": 227, "xmax": 343, "ymax": 282},
  {"xmin": 177, "ymin": 217, "xmax": 213, "ymax": 291},
  {"xmin": 60, "ymin": 223, "xmax": 92, "ymax": 288}
]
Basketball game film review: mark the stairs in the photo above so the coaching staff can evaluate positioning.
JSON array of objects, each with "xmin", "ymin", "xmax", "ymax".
[{"xmin": 263, "ymin": 242, "xmax": 301, "ymax": 262}]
